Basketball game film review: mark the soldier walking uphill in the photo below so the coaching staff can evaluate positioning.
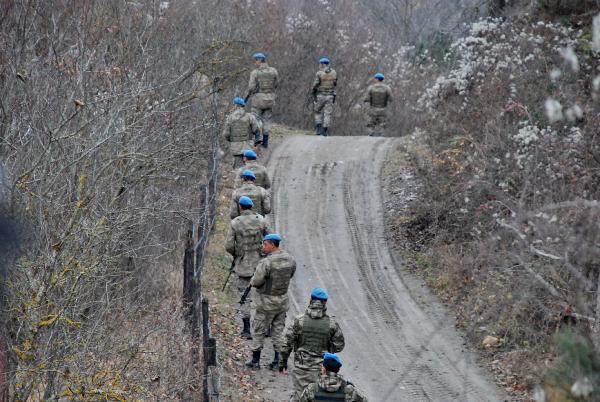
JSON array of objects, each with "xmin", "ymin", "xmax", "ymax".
[
  {"xmin": 280, "ymin": 288, "xmax": 345, "ymax": 402},
  {"xmin": 245, "ymin": 52, "xmax": 278, "ymax": 149},
  {"xmin": 363, "ymin": 73, "xmax": 392, "ymax": 137},
  {"xmin": 222, "ymin": 97, "xmax": 262, "ymax": 169},
  {"xmin": 225, "ymin": 196, "xmax": 269, "ymax": 339},
  {"xmin": 245, "ymin": 234, "xmax": 296, "ymax": 370},
  {"xmin": 233, "ymin": 149, "xmax": 271, "ymax": 190},
  {"xmin": 311, "ymin": 57, "xmax": 337, "ymax": 136},
  {"xmin": 230, "ymin": 170, "xmax": 271, "ymax": 219},
  {"xmin": 300, "ymin": 353, "xmax": 368, "ymax": 402}
]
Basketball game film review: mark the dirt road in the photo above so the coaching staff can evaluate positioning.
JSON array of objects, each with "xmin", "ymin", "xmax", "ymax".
[{"xmin": 266, "ymin": 135, "xmax": 508, "ymax": 402}]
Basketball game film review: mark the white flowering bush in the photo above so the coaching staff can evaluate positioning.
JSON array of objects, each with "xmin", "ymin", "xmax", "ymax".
[{"xmin": 397, "ymin": 12, "xmax": 600, "ymax": 395}]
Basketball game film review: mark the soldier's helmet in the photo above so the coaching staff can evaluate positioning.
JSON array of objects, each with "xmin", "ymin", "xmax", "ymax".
[
  {"xmin": 241, "ymin": 170, "xmax": 256, "ymax": 180},
  {"xmin": 310, "ymin": 287, "xmax": 328, "ymax": 301},
  {"xmin": 239, "ymin": 196, "xmax": 253, "ymax": 206},
  {"xmin": 243, "ymin": 149, "xmax": 257, "ymax": 159}
]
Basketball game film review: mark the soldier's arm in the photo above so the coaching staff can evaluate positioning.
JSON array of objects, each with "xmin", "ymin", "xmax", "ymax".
[
  {"xmin": 329, "ymin": 320, "xmax": 345, "ymax": 353},
  {"xmin": 229, "ymin": 195, "xmax": 239, "ymax": 220},
  {"xmin": 387, "ymin": 86, "xmax": 393, "ymax": 103},
  {"xmin": 311, "ymin": 73, "xmax": 320, "ymax": 94},
  {"xmin": 273, "ymin": 68, "xmax": 279, "ymax": 90},
  {"xmin": 263, "ymin": 170, "xmax": 272, "ymax": 190},
  {"xmin": 245, "ymin": 70, "xmax": 258, "ymax": 99},
  {"xmin": 262, "ymin": 188, "xmax": 272, "ymax": 215},
  {"xmin": 249, "ymin": 259, "xmax": 267, "ymax": 288},
  {"xmin": 224, "ymin": 222, "xmax": 236, "ymax": 255},
  {"xmin": 290, "ymin": 256, "xmax": 297, "ymax": 278},
  {"xmin": 348, "ymin": 385, "xmax": 369, "ymax": 402},
  {"xmin": 281, "ymin": 316, "xmax": 301, "ymax": 356},
  {"xmin": 299, "ymin": 383, "xmax": 317, "ymax": 402},
  {"xmin": 363, "ymin": 87, "xmax": 371, "ymax": 103}
]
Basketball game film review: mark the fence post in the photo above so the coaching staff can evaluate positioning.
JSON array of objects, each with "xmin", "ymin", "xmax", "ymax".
[{"xmin": 183, "ymin": 221, "xmax": 194, "ymax": 314}]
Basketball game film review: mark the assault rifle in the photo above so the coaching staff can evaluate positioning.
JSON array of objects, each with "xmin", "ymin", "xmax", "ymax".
[
  {"xmin": 221, "ymin": 259, "xmax": 235, "ymax": 291},
  {"xmin": 239, "ymin": 285, "xmax": 252, "ymax": 305}
]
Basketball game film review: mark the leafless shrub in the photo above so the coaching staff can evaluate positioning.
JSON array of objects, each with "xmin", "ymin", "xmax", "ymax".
[{"xmin": 0, "ymin": 0, "xmax": 249, "ymax": 399}]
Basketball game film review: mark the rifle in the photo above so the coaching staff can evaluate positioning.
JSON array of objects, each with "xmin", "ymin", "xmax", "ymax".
[
  {"xmin": 221, "ymin": 259, "xmax": 235, "ymax": 291},
  {"xmin": 239, "ymin": 285, "xmax": 252, "ymax": 304}
]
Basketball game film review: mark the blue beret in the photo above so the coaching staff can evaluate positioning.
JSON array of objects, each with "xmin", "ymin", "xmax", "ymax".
[
  {"xmin": 241, "ymin": 170, "xmax": 256, "ymax": 180},
  {"xmin": 323, "ymin": 352, "xmax": 342, "ymax": 367},
  {"xmin": 253, "ymin": 52, "xmax": 266, "ymax": 61},
  {"xmin": 311, "ymin": 287, "xmax": 328, "ymax": 300},
  {"xmin": 374, "ymin": 73, "xmax": 385, "ymax": 80},
  {"xmin": 263, "ymin": 233, "xmax": 282, "ymax": 242},
  {"xmin": 238, "ymin": 196, "xmax": 253, "ymax": 206},
  {"xmin": 319, "ymin": 57, "xmax": 330, "ymax": 65},
  {"xmin": 243, "ymin": 149, "xmax": 257, "ymax": 159},
  {"xmin": 233, "ymin": 96, "xmax": 245, "ymax": 107}
]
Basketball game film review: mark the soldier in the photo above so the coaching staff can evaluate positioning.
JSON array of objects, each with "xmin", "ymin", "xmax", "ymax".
[
  {"xmin": 363, "ymin": 73, "xmax": 392, "ymax": 136},
  {"xmin": 300, "ymin": 353, "xmax": 369, "ymax": 402},
  {"xmin": 245, "ymin": 52, "xmax": 278, "ymax": 149},
  {"xmin": 245, "ymin": 233, "xmax": 296, "ymax": 370},
  {"xmin": 279, "ymin": 288, "xmax": 345, "ymax": 401},
  {"xmin": 311, "ymin": 57, "xmax": 337, "ymax": 136},
  {"xmin": 230, "ymin": 170, "xmax": 271, "ymax": 219},
  {"xmin": 233, "ymin": 149, "xmax": 271, "ymax": 190},
  {"xmin": 222, "ymin": 97, "xmax": 262, "ymax": 168},
  {"xmin": 225, "ymin": 196, "xmax": 270, "ymax": 339}
]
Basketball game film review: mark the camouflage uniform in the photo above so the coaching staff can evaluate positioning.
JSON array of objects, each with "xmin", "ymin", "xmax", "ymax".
[
  {"xmin": 250, "ymin": 249, "xmax": 296, "ymax": 352},
  {"xmin": 222, "ymin": 108, "xmax": 261, "ymax": 168},
  {"xmin": 234, "ymin": 161, "xmax": 271, "ymax": 190},
  {"xmin": 246, "ymin": 63, "xmax": 278, "ymax": 144},
  {"xmin": 312, "ymin": 67, "xmax": 337, "ymax": 133},
  {"xmin": 230, "ymin": 183, "xmax": 271, "ymax": 219},
  {"xmin": 225, "ymin": 210, "xmax": 269, "ymax": 319},
  {"xmin": 282, "ymin": 300, "xmax": 345, "ymax": 401},
  {"xmin": 363, "ymin": 82, "xmax": 392, "ymax": 136},
  {"xmin": 300, "ymin": 372, "xmax": 369, "ymax": 402}
]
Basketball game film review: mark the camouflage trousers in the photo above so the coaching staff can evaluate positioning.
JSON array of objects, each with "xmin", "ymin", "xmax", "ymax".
[
  {"xmin": 237, "ymin": 276, "xmax": 253, "ymax": 320},
  {"xmin": 366, "ymin": 107, "xmax": 388, "ymax": 136},
  {"xmin": 313, "ymin": 94, "xmax": 335, "ymax": 128},
  {"xmin": 251, "ymin": 106, "xmax": 273, "ymax": 135},
  {"xmin": 251, "ymin": 307, "xmax": 286, "ymax": 352},
  {"xmin": 290, "ymin": 365, "xmax": 321, "ymax": 402}
]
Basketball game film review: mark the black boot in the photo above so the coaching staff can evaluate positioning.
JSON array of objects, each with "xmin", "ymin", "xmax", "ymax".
[
  {"xmin": 315, "ymin": 124, "xmax": 322, "ymax": 135},
  {"xmin": 322, "ymin": 127, "xmax": 329, "ymax": 136},
  {"xmin": 241, "ymin": 318, "xmax": 252, "ymax": 340},
  {"xmin": 245, "ymin": 350, "xmax": 261, "ymax": 369},
  {"xmin": 268, "ymin": 351, "xmax": 280, "ymax": 371},
  {"xmin": 262, "ymin": 133, "xmax": 269, "ymax": 149}
]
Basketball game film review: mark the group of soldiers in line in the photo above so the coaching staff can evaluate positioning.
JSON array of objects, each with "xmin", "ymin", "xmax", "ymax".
[
  {"xmin": 221, "ymin": 52, "xmax": 372, "ymax": 402},
  {"xmin": 222, "ymin": 52, "xmax": 393, "ymax": 170}
]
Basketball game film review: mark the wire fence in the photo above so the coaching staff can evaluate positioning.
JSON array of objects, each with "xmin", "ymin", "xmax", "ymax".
[{"xmin": 183, "ymin": 77, "xmax": 222, "ymax": 402}]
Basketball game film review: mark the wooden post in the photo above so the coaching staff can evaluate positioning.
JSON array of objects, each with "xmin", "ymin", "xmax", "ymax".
[{"xmin": 183, "ymin": 221, "xmax": 194, "ymax": 313}]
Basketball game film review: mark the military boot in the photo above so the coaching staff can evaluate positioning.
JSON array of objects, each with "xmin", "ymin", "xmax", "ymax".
[
  {"xmin": 241, "ymin": 318, "xmax": 252, "ymax": 340},
  {"xmin": 315, "ymin": 124, "xmax": 322, "ymax": 136},
  {"xmin": 245, "ymin": 350, "xmax": 261, "ymax": 369},
  {"xmin": 322, "ymin": 127, "xmax": 329, "ymax": 136},
  {"xmin": 268, "ymin": 351, "xmax": 280, "ymax": 371},
  {"xmin": 262, "ymin": 133, "xmax": 269, "ymax": 149}
]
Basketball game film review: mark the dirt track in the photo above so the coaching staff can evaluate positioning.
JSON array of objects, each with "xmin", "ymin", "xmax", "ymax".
[{"xmin": 266, "ymin": 135, "xmax": 508, "ymax": 402}]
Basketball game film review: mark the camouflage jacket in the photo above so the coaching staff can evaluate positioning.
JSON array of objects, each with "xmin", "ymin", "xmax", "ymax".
[
  {"xmin": 363, "ymin": 82, "xmax": 392, "ymax": 109},
  {"xmin": 221, "ymin": 108, "xmax": 261, "ymax": 155},
  {"xmin": 229, "ymin": 183, "xmax": 271, "ymax": 219},
  {"xmin": 300, "ymin": 372, "xmax": 369, "ymax": 402},
  {"xmin": 234, "ymin": 161, "xmax": 271, "ymax": 190},
  {"xmin": 250, "ymin": 249, "xmax": 296, "ymax": 312},
  {"xmin": 225, "ymin": 210, "xmax": 270, "ymax": 277},
  {"xmin": 312, "ymin": 67, "xmax": 337, "ymax": 95},
  {"xmin": 282, "ymin": 300, "xmax": 345, "ymax": 370}
]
